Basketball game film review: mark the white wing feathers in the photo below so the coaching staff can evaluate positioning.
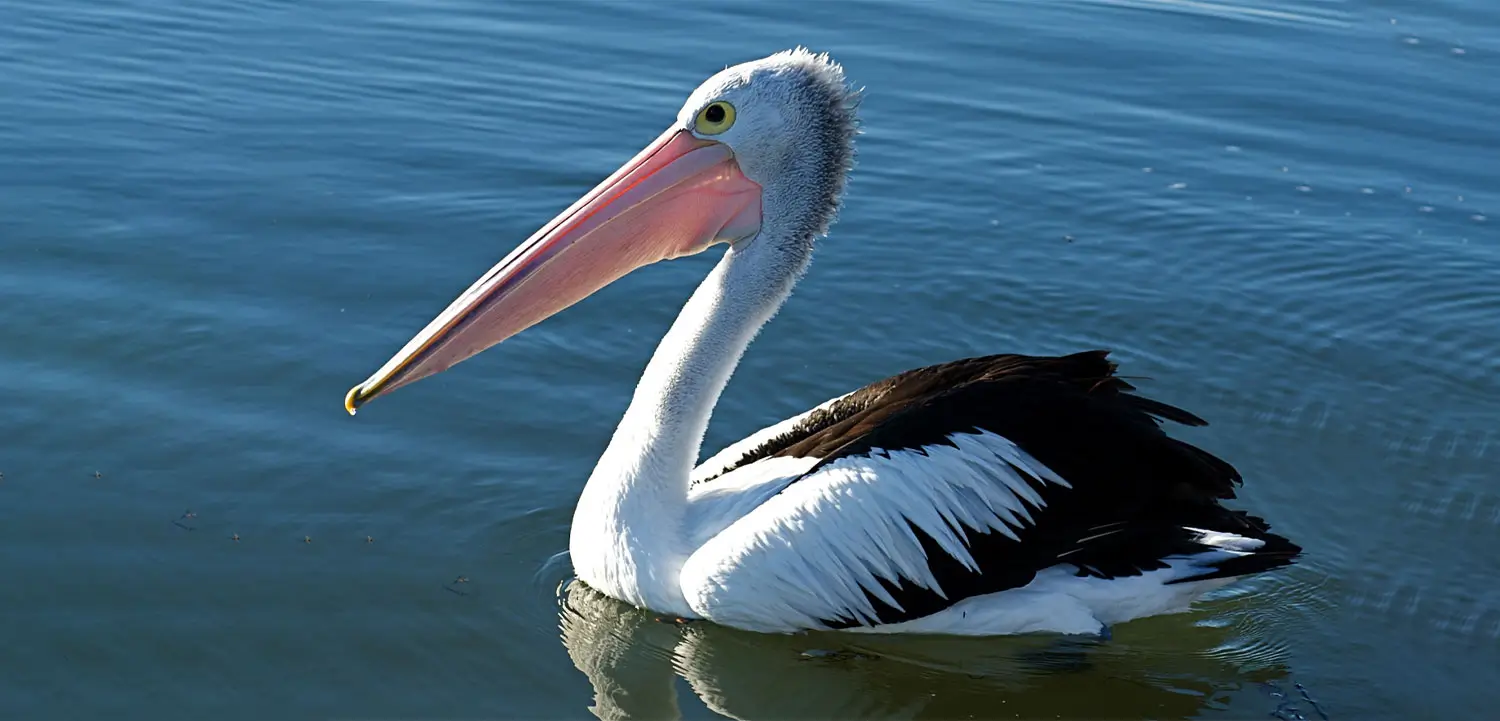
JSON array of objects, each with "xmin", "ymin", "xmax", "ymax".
[
  {"xmin": 689, "ymin": 391, "xmax": 853, "ymax": 486},
  {"xmin": 684, "ymin": 455, "xmax": 822, "ymax": 549},
  {"xmin": 679, "ymin": 430, "xmax": 1071, "ymax": 632}
]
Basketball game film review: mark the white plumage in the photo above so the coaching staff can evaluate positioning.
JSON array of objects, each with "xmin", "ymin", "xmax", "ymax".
[{"xmin": 683, "ymin": 431, "xmax": 1070, "ymax": 631}]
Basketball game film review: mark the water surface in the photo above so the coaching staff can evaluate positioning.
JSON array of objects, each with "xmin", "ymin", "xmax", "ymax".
[{"xmin": 2, "ymin": 0, "xmax": 1497, "ymax": 718}]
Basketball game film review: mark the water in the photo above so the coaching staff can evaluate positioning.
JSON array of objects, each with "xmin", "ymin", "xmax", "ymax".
[{"xmin": 1, "ymin": 0, "xmax": 1496, "ymax": 718}]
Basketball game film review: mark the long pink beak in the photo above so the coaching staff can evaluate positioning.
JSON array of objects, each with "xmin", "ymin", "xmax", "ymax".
[{"xmin": 344, "ymin": 128, "xmax": 763, "ymax": 414}]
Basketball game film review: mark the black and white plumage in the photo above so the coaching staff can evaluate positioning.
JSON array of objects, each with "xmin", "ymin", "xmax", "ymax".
[
  {"xmin": 344, "ymin": 49, "xmax": 1300, "ymax": 635},
  {"xmin": 682, "ymin": 351, "xmax": 1298, "ymax": 633}
]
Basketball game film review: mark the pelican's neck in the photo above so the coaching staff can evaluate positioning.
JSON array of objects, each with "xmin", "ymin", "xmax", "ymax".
[{"xmin": 571, "ymin": 232, "xmax": 809, "ymax": 615}]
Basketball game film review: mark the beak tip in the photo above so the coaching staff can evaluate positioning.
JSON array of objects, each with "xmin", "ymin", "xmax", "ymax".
[{"xmin": 344, "ymin": 385, "xmax": 363, "ymax": 416}]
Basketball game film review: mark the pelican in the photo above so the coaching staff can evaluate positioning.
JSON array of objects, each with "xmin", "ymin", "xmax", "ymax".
[{"xmin": 344, "ymin": 48, "xmax": 1300, "ymax": 636}]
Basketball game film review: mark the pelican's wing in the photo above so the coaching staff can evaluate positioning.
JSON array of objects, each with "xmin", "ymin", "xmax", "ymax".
[
  {"xmin": 679, "ymin": 351, "xmax": 1300, "ymax": 632},
  {"xmin": 690, "ymin": 390, "xmax": 855, "ymax": 487}
]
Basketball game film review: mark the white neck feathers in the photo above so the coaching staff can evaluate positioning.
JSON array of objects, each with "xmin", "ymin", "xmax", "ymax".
[{"xmin": 569, "ymin": 237, "xmax": 808, "ymax": 614}]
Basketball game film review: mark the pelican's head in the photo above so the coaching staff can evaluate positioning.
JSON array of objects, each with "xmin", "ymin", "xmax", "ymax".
[
  {"xmin": 344, "ymin": 48, "xmax": 859, "ymax": 413},
  {"xmin": 675, "ymin": 48, "xmax": 859, "ymax": 242}
]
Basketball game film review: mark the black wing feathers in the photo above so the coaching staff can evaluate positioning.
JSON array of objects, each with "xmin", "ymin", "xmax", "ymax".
[{"xmin": 718, "ymin": 350, "xmax": 1300, "ymax": 629}]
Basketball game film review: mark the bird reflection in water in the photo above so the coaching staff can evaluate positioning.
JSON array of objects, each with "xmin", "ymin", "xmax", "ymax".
[{"xmin": 557, "ymin": 580, "xmax": 1302, "ymax": 720}]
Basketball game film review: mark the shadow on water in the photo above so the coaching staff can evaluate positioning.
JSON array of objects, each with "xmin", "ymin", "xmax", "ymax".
[{"xmin": 556, "ymin": 580, "xmax": 1320, "ymax": 720}]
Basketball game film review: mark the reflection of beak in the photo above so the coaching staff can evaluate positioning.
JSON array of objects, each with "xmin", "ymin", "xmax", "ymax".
[{"xmin": 344, "ymin": 129, "xmax": 763, "ymax": 414}]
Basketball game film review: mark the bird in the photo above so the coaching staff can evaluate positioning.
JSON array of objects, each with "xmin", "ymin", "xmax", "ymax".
[{"xmin": 343, "ymin": 48, "xmax": 1300, "ymax": 636}]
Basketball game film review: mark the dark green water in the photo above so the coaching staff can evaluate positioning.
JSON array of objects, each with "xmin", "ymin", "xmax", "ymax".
[{"xmin": 2, "ymin": 0, "xmax": 1497, "ymax": 718}]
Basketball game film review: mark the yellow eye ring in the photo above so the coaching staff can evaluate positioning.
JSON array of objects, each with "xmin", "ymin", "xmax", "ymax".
[{"xmin": 695, "ymin": 101, "xmax": 736, "ymax": 135}]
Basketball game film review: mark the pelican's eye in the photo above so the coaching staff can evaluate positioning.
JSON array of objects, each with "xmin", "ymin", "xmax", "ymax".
[{"xmin": 695, "ymin": 101, "xmax": 736, "ymax": 135}]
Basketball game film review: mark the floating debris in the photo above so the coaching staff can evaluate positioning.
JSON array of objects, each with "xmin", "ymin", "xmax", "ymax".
[
  {"xmin": 303, "ymin": 536, "xmax": 312, "ymax": 544},
  {"xmin": 231, "ymin": 533, "xmax": 240, "ymax": 542},
  {"xmin": 173, "ymin": 510, "xmax": 197, "ymax": 531},
  {"xmin": 93, "ymin": 471, "xmax": 102, "ymax": 479},
  {"xmin": 365, "ymin": 535, "xmax": 375, "ymax": 543},
  {"xmin": 444, "ymin": 576, "xmax": 471, "ymax": 596},
  {"xmin": 1168, "ymin": 182, "xmax": 1187, "ymax": 190}
]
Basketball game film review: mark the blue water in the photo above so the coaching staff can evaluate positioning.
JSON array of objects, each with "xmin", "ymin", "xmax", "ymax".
[{"xmin": 2, "ymin": 0, "xmax": 1497, "ymax": 718}]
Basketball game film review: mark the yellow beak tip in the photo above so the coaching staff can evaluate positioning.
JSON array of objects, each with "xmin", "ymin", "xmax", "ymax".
[{"xmin": 344, "ymin": 386, "xmax": 363, "ymax": 416}]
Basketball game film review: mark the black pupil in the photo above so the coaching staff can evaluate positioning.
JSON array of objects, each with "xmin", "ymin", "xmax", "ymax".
[{"xmin": 704, "ymin": 104, "xmax": 726, "ymax": 123}]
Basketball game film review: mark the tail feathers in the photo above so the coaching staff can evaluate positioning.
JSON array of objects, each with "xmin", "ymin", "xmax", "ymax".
[
  {"xmin": 1123, "ymin": 393, "xmax": 1210, "ymax": 427},
  {"xmin": 1166, "ymin": 519, "xmax": 1302, "ymax": 585}
]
